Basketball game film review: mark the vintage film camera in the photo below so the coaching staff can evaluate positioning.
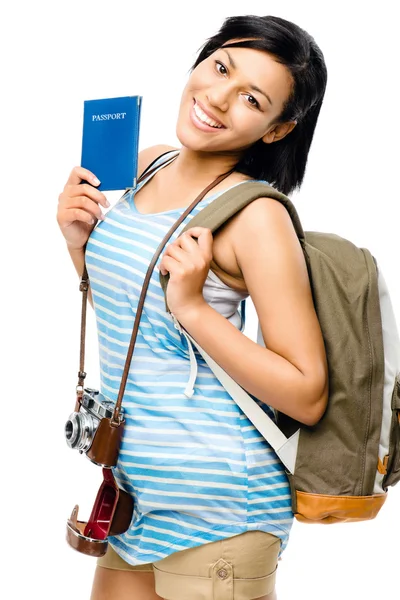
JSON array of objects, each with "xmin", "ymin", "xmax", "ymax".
[
  {"xmin": 65, "ymin": 387, "xmax": 124, "ymax": 460},
  {"xmin": 65, "ymin": 387, "xmax": 133, "ymax": 557}
]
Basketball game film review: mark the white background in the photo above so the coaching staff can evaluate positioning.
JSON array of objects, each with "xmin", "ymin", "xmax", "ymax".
[{"xmin": 1, "ymin": 1, "xmax": 399, "ymax": 599}]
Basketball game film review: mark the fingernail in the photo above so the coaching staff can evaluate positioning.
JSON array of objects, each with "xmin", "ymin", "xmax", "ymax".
[
  {"xmin": 105, "ymin": 200, "xmax": 110, "ymax": 207},
  {"xmin": 91, "ymin": 176, "xmax": 101, "ymax": 186}
]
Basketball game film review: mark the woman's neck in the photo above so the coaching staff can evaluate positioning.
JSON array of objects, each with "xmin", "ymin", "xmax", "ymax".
[{"xmin": 169, "ymin": 147, "xmax": 242, "ymax": 185}]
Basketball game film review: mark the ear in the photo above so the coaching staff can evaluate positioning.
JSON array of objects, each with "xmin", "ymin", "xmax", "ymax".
[{"xmin": 262, "ymin": 120, "xmax": 297, "ymax": 144}]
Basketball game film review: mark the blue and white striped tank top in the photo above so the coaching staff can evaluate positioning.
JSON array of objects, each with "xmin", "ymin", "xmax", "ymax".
[{"xmin": 85, "ymin": 150, "xmax": 294, "ymax": 565}]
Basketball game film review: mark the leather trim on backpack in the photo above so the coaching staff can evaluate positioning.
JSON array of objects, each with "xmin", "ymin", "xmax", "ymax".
[{"xmin": 294, "ymin": 490, "xmax": 387, "ymax": 524}]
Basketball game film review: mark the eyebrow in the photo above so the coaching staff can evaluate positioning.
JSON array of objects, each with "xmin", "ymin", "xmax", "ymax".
[{"xmin": 221, "ymin": 48, "xmax": 273, "ymax": 106}]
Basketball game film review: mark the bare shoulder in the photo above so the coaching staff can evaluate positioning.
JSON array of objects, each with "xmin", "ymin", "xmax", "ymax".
[
  {"xmin": 227, "ymin": 194, "xmax": 307, "ymax": 297},
  {"xmin": 210, "ymin": 195, "xmax": 296, "ymax": 291},
  {"xmin": 228, "ymin": 195, "xmax": 297, "ymax": 263},
  {"xmin": 138, "ymin": 145, "xmax": 178, "ymax": 178},
  {"xmin": 233, "ymin": 195, "xmax": 293, "ymax": 234}
]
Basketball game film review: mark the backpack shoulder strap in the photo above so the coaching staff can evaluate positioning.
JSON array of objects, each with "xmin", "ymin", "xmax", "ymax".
[
  {"xmin": 158, "ymin": 180, "xmax": 306, "ymax": 307},
  {"xmin": 180, "ymin": 181, "xmax": 305, "ymax": 242}
]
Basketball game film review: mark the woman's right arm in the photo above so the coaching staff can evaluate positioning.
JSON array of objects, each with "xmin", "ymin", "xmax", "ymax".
[
  {"xmin": 57, "ymin": 145, "xmax": 177, "ymax": 308},
  {"xmin": 57, "ymin": 165, "xmax": 109, "ymax": 308}
]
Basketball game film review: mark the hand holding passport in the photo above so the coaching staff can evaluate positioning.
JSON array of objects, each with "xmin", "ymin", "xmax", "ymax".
[{"xmin": 81, "ymin": 95, "xmax": 142, "ymax": 191}]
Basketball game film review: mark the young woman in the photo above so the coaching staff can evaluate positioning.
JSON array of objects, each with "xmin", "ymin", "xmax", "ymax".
[{"xmin": 57, "ymin": 14, "xmax": 329, "ymax": 600}]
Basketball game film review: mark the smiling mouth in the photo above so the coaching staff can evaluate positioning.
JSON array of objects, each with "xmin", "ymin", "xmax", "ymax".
[{"xmin": 192, "ymin": 100, "xmax": 225, "ymax": 129}]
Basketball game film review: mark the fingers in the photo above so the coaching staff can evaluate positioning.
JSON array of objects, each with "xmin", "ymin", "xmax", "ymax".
[
  {"xmin": 62, "ymin": 182, "xmax": 109, "ymax": 208},
  {"xmin": 160, "ymin": 229, "xmax": 213, "ymax": 279},
  {"xmin": 176, "ymin": 232, "xmax": 198, "ymax": 250},
  {"xmin": 65, "ymin": 207, "xmax": 97, "ymax": 226},
  {"xmin": 181, "ymin": 227, "xmax": 213, "ymax": 239},
  {"xmin": 160, "ymin": 245, "xmax": 187, "ymax": 277},
  {"xmin": 159, "ymin": 255, "xmax": 179, "ymax": 277},
  {"xmin": 164, "ymin": 244, "xmax": 188, "ymax": 263},
  {"xmin": 58, "ymin": 195, "xmax": 105, "ymax": 223},
  {"xmin": 175, "ymin": 229, "xmax": 213, "ymax": 262},
  {"xmin": 66, "ymin": 166, "xmax": 101, "ymax": 187},
  {"xmin": 64, "ymin": 183, "xmax": 110, "ymax": 208},
  {"xmin": 162, "ymin": 238, "xmax": 208, "ymax": 273}
]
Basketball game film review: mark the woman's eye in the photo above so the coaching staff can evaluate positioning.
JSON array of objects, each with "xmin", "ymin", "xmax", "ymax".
[
  {"xmin": 215, "ymin": 61, "xmax": 228, "ymax": 75},
  {"xmin": 245, "ymin": 94, "xmax": 260, "ymax": 109}
]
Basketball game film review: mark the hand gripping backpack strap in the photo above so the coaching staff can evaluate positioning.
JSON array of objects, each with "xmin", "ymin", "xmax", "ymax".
[
  {"xmin": 77, "ymin": 165, "xmax": 235, "ymax": 425},
  {"xmin": 159, "ymin": 180, "xmax": 305, "ymax": 474},
  {"xmin": 159, "ymin": 182, "xmax": 306, "ymax": 309}
]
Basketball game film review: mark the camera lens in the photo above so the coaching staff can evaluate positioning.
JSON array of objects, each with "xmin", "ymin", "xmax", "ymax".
[
  {"xmin": 65, "ymin": 411, "xmax": 95, "ymax": 452},
  {"xmin": 65, "ymin": 413, "xmax": 82, "ymax": 449},
  {"xmin": 65, "ymin": 420, "xmax": 73, "ymax": 440}
]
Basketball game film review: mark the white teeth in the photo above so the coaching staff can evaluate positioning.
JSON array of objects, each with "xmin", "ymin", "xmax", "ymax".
[{"xmin": 194, "ymin": 102, "xmax": 223, "ymax": 128}]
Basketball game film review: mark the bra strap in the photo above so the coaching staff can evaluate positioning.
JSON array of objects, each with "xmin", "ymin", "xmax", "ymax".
[{"xmin": 138, "ymin": 149, "xmax": 179, "ymax": 182}]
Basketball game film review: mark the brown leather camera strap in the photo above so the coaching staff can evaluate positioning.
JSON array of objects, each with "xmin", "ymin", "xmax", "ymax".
[
  {"xmin": 75, "ymin": 274, "xmax": 90, "ymax": 409},
  {"xmin": 76, "ymin": 161, "xmax": 234, "ymax": 424},
  {"xmin": 74, "ymin": 156, "xmax": 178, "ymax": 408}
]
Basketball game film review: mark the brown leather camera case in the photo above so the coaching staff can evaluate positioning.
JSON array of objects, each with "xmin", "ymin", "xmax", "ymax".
[{"xmin": 66, "ymin": 468, "xmax": 134, "ymax": 557}]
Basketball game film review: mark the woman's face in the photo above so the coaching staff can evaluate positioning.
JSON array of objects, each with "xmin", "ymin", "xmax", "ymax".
[{"xmin": 176, "ymin": 44, "xmax": 295, "ymax": 155}]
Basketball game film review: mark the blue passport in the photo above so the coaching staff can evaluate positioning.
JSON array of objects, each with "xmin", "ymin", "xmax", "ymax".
[{"xmin": 81, "ymin": 95, "xmax": 142, "ymax": 191}]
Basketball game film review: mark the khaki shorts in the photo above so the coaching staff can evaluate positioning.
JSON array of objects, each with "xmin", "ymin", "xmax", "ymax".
[{"xmin": 97, "ymin": 530, "xmax": 281, "ymax": 600}]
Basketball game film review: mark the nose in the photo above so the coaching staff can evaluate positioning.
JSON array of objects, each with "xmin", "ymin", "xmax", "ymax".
[{"xmin": 206, "ymin": 82, "xmax": 231, "ymax": 113}]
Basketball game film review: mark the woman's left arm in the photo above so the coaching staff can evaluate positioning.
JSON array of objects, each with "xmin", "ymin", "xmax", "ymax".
[{"xmin": 167, "ymin": 197, "xmax": 329, "ymax": 427}]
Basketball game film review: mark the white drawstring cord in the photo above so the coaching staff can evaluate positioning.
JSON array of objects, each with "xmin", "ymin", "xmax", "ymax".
[{"xmin": 171, "ymin": 314, "xmax": 198, "ymax": 398}]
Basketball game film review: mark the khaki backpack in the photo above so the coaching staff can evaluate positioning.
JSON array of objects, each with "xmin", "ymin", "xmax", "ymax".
[{"xmin": 160, "ymin": 181, "xmax": 400, "ymax": 524}]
